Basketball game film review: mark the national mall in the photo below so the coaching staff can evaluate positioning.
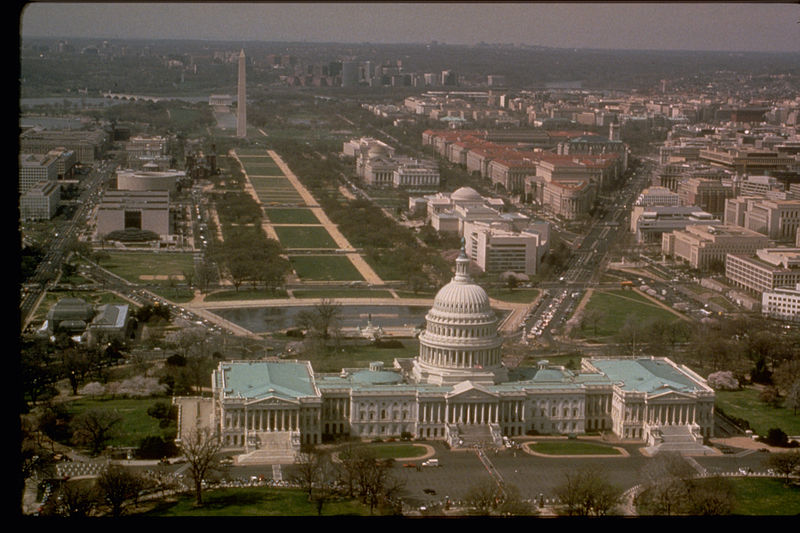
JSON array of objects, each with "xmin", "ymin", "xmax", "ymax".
[{"xmin": 176, "ymin": 250, "xmax": 715, "ymax": 461}]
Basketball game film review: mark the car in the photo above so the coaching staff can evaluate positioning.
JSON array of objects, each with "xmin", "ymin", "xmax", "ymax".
[
  {"xmin": 403, "ymin": 463, "xmax": 416, "ymax": 468},
  {"xmin": 423, "ymin": 488, "xmax": 436, "ymax": 495}
]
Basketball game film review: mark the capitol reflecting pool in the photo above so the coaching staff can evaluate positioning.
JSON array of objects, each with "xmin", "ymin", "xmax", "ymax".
[{"xmin": 209, "ymin": 305, "xmax": 435, "ymax": 334}]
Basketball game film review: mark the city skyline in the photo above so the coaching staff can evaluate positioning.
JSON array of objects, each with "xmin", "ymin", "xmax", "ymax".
[{"xmin": 20, "ymin": 2, "xmax": 800, "ymax": 54}]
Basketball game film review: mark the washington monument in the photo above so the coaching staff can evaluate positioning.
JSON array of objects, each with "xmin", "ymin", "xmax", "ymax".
[{"xmin": 237, "ymin": 48, "xmax": 246, "ymax": 137}]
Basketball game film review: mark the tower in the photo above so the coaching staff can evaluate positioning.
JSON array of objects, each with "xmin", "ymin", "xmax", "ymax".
[{"xmin": 237, "ymin": 49, "xmax": 247, "ymax": 138}]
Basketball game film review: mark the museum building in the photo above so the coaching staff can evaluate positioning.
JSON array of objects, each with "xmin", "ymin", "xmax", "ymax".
[{"xmin": 180, "ymin": 250, "xmax": 715, "ymax": 461}]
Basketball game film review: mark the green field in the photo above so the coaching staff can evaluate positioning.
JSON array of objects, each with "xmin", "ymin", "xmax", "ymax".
[
  {"xmin": 290, "ymin": 255, "xmax": 364, "ymax": 281},
  {"xmin": 149, "ymin": 286, "xmax": 196, "ymax": 304},
  {"xmin": 142, "ymin": 487, "xmax": 378, "ymax": 516},
  {"xmin": 274, "ymin": 226, "xmax": 338, "ymax": 249},
  {"xmin": 241, "ymin": 162, "xmax": 282, "ymax": 175},
  {"xmin": 486, "ymin": 288, "xmax": 540, "ymax": 304},
  {"xmin": 304, "ymin": 339, "xmax": 420, "ymax": 373},
  {"xmin": 574, "ymin": 290, "xmax": 684, "ymax": 339},
  {"xmin": 101, "ymin": 252, "xmax": 196, "ymax": 285},
  {"xmin": 203, "ymin": 288, "xmax": 289, "ymax": 302},
  {"xmin": 64, "ymin": 396, "xmax": 174, "ymax": 449},
  {"xmin": 729, "ymin": 477, "xmax": 800, "ymax": 515},
  {"xmin": 291, "ymin": 289, "xmax": 395, "ymax": 299},
  {"xmin": 264, "ymin": 208, "xmax": 320, "ymax": 224},
  {"xmin": 527, "ymin": 439, "xmax": 622, "ymax": 455},
  {"xmin": 715, "ymin": 387, "xmax": 800, "ymax": 436}
]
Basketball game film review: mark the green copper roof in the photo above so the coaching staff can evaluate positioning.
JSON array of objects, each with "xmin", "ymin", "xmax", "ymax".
[
  {"xmin": 588, "ymin": 358, "xmax": 704, "ymax": 394},
  {"xmin": 220, "ymin": 361, "xmax": 317, "ymax": 400}
]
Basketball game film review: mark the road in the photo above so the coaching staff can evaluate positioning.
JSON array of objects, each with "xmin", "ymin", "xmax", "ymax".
[{"xmin": 20, "ymin": 163, "xmax": 112, "ymax": 330}]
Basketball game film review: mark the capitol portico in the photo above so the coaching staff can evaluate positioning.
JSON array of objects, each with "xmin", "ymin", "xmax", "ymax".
[{"xmin": 177, "ymin": 249, "xmax": 716, "ymax": 461}]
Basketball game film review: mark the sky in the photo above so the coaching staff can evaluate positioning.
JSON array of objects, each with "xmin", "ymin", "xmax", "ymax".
[{"xmin": 19, "ymin": 2, "xmax": 800, "ymax": 53}]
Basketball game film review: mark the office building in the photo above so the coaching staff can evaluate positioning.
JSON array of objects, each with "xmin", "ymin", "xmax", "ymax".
[
  {"xmin": 662, "ymin": 224, "xmax": 770, "ymax": 270},
  {"xmin": 726, "ymin": 248, "xmax": 800, "ymax": 294}
]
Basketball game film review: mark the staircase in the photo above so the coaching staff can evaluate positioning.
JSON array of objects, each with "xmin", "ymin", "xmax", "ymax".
[
  {"xmin": 453, "ymin": 424, "xmax": 497, "ymax": 448},
  {"xmin": 236, "ymin": 431, "xmax": 299, "ymax": 465},
  {"xmin": 645, "ymin": 424, "xmax": 715, "ymax": 456}
]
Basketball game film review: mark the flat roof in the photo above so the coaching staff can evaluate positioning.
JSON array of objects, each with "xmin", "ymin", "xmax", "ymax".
[
  {"xmin": 588, "ymin": 358, "xmax": 707, "ymax": 395},
  {"xmin": 219, "ymin": 361, "xmax": 317, "ymax": 400}
]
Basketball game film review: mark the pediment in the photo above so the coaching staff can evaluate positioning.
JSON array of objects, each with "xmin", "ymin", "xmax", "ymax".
[
  {"xmin": 648, "ymin": 390, "xmax": 694, "ymax": 402},
  {"xmin": 447, "ymin": 381, "xmax": 497, "ymax": 401},
  {"xmin": 245, "ymin": 395, "xmax": 298, "ymax": 407}
]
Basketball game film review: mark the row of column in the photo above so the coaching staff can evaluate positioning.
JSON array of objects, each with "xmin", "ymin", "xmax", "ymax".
[
  {"xmin": 420, "ymin": 401, "xmax": 528, "ymax": 425},
  {"xmin": 324, "ymin": 398, "xmax": 349, "ymax": 420},
  {"xmin": 225, "ymin": 408, "xmax": 300, "ymax": 432},
  {"xmin": 422, "ymin": 345, "xmax": 498, "ymax": 368},
  {"xmin": 586, "ymin": 395, "xmax": 612, "ymax": 416},
  {"xmin": 646, "ymin": 403, "xmax": 700, "ymax": 426},
  {"xmin": 449, "ymin": 402, "xmax": 499, "ymax": 424}
]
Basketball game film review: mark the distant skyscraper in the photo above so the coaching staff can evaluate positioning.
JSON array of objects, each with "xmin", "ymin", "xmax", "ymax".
[{"xmin": 237, "ymin": 49, "xmax": 246, "ymax": 138}]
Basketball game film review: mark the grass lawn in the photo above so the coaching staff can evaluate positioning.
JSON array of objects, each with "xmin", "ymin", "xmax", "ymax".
[
  {"xmin": 290, "ymin": 255, "xmax": 364, "ymax": 281},
  {"xmin": 203, "ymin": 288, "xmax": 289, "ymax": 302},
  {"xmin": 306, "ymin": 339, "xmax": 420, "ymax": 373},
  {"xmin": 486, "ymin": 288, "xmax": 540, "ymax": 304},
  {"xmin": 729, "ymin": 477, "xmax": 800, "ymax": 515},
  {"xmin": 394, "ymin": 289, "xmax": 437, "ymax": 299},
  {"xmin": 142, "ymin": 487, "xmax": 376, "ymax": 516},
  {"xmin": 64, "ymin": 396, "xmax": 174, "ymax": 449},
  {"xmin": 714, "ymin": 387, "xmax": 800, "ymax": 436},
  {"xmin": 101, "ymin": 252, "xmax": 196, "ymax": 284},
  {"xmin": 527, "ymin": 439, "xmax": 622, "ymax": 455},
  {"xmin": 573, "ymin": 289, "xmax": 684, "ymax": 339},
  {"xmin": 264, "ymin": 208, "xmax": 320, "ymax": 224},
  {"xmin": 274, "ymin": 226, "xmax": 338, "ymax": 249},
  {"xmin": 150, "ymin": 286, "xmax": 196, "ymax": 303},
  {"xmin": 235, "ymin": 148, "xmax": 270, "ymax": 157},
  {"xmin": 291, "ymin": 289, "xmax": 395, "ymax": 299},
  {"xmin": 250, "ymin": 176, "xmax": 295, "ymax": 188}
]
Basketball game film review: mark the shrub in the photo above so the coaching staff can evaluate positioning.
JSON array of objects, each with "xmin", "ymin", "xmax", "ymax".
[
  {"xmin": 708, "ymin": 371, "xmax": 739, "ymax": 391},
  {"xmin": 137, "ymin": 436, "xmax": 179, "ymax": 459},
  {"xmin": 759, "ymin": 428, "xmax": 798, "ymax": 448}
]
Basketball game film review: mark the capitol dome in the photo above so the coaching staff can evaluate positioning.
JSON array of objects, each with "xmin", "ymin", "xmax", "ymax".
[
  {"xmin": 450, "ymin": 186, "xmax": 482, "ymax": 202},
  {"xmin": 412, "ymin": 247, "xmax": 507, "ymax": 386},
  {"xmin": 431, "ymin": 252, "xmax": 492, "ymax": 317}
]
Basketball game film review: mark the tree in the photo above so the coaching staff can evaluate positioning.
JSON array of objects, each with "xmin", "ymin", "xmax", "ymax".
[
  {"xmin": 580, "ymin": 307, "xmax": 605, "ymax": 336},
  {"xmin": 760, "ymin": 427, "xmax": 793, "ymax": 448},
  {"xmin": 773, "ymin": 360, "xmax": 800, "ymax": 395},
  {"xmin": 786, "ymin": 380, "xmax": 800, "ymax": 416},
  {"xmin": 335, "ymin": 444, "xmax": 400, "ymax": 515},
  {"xmin": 765, "ymin": 451, "xmax": 800, "ymax": 483},
  {"xmin": 97, "ymin": 465, "xmax": 144, "ymax": 517},
  {"xmin": 41, "ymin": 480, "xmax": 98, "ymax": 517},
  {"xmin": 60, "ymin": 346, "xmax": 93, "ymax": 395},
  {"xmin": 635, "ymin": 452, "xmax": 696, "ymax": 516},
  {"xmin": 554, "ymin": 466, "xmax": 623, "ymax": 516},
  {"xmin": 71, "ymin": 408, "xmax": 122, "ymax": 456},
  {"xmin": 682, "ymin": 477, "xmax": 734, "ymax": 516},
  {"xmin": 179, "ymin": 427, "xmax": 223, "ymax": 506},
  {"xmin": 292, "ymin": 447, "xmax": 337, "ymax": 515},
  {"xmin": 463, "ymin": 479, "xmax": 501, "ymax": 515},
  {"xmin": 759, "ymin": 386, "xmax": 782, "ymax": 408}
]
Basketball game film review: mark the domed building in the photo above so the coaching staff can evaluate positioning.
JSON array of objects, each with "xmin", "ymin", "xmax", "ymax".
[
  {"xmin": 412, "ymin": 248, "xmax": 507, "ymax": 385},
  {"xmin": 184, "ymin": 253, "xmax": 717, "ymax": 462}
]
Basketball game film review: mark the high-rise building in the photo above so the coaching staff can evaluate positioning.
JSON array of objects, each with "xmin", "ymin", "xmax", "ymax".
[{"xmin": 237, "ymin": 49, "xmax": 247, "ymax": 138}]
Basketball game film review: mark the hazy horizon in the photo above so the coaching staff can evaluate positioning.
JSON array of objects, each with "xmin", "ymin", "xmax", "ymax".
[{"xmin": 20, "ymin": 2, "xmax": 800, "ymax": 54}]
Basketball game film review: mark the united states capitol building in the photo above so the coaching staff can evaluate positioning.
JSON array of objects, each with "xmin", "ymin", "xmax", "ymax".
[{"xmin": 176, "ymin": 250, "xmax": 715, "ymax": 462}]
